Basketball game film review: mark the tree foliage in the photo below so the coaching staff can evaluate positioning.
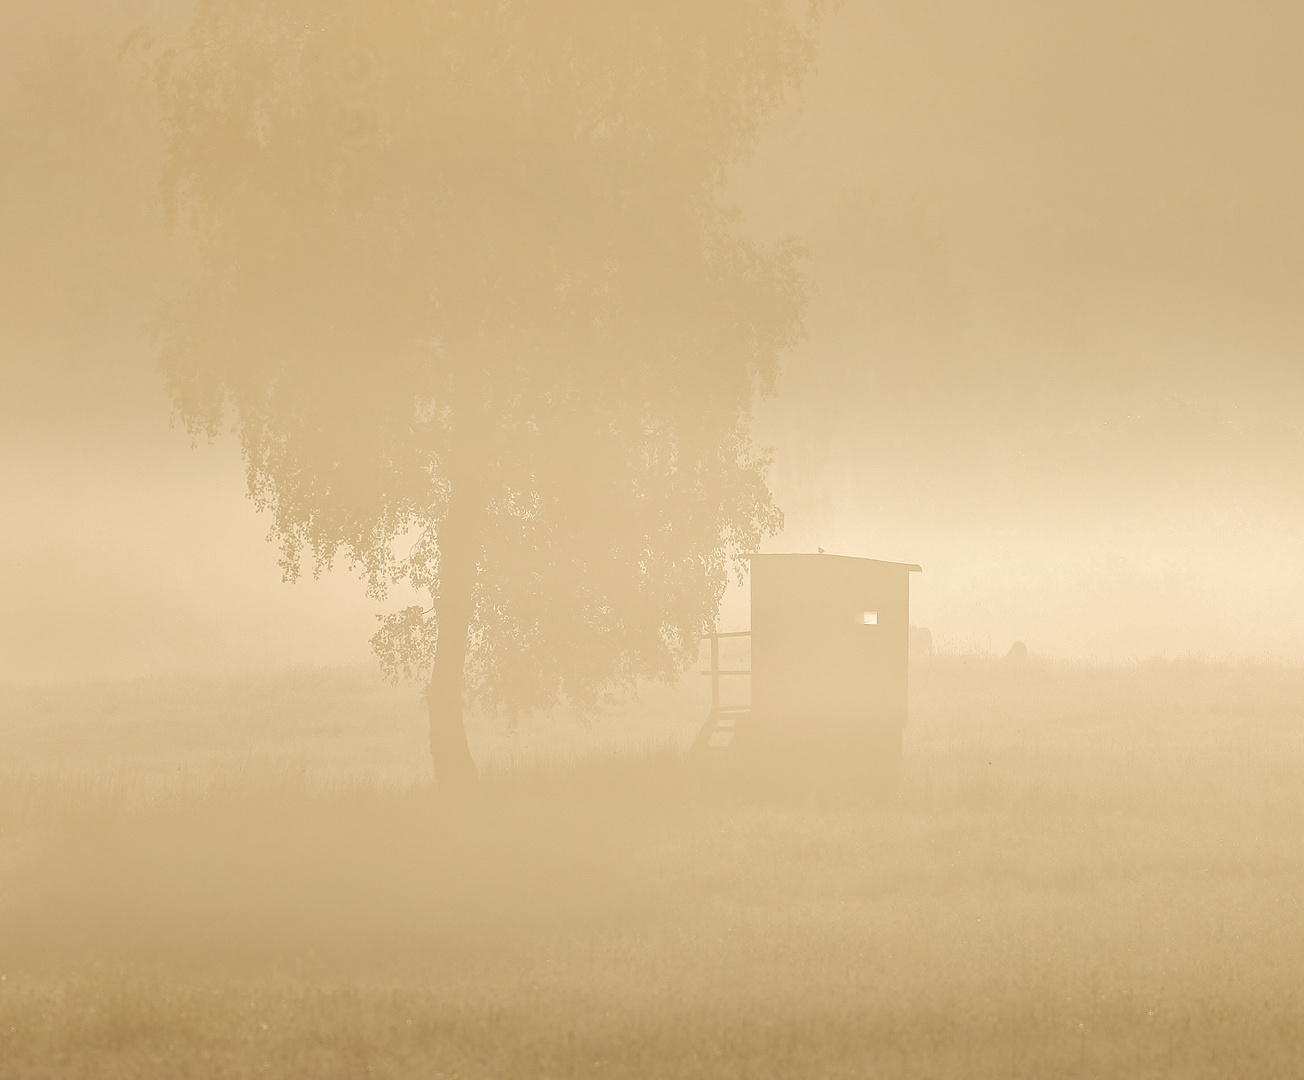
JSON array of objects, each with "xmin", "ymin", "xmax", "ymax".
[
  {"xmin": 0, "ymin": 8, "xmax": 177, "ymax": 375},
  {"xmin": 155, "ymin": 1, "xmax": 819, "ymax": 720}
]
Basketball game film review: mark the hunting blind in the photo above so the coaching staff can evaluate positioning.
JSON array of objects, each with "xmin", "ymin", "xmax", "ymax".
[{"xmin": 695, "ymin": 553, "xmax": 922, "ymax": 784}]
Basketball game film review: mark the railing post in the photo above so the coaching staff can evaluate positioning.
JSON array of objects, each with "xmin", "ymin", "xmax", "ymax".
[{"xmin": 710, "ymin": 634, "xmax": 720, "ymax": 715}]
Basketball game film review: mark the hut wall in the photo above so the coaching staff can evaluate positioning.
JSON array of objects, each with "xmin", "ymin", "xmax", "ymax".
[{"xmin": 748, "ymin": 554, "xmax": 913, "ymax": 760}]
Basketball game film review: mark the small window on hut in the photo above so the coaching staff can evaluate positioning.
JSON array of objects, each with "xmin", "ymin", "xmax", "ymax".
[{"xmin": 859, "ymin": 611, "xmax": 878, "ymax": 626}]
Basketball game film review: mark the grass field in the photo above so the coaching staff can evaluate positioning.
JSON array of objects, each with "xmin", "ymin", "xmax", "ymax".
[{"xmin": 2, "ymin": 655, "xmax": 1302, "ymax": 1078}]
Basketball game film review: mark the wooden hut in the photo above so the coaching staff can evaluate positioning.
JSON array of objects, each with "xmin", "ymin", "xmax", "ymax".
[{"xmin": 696, "ymin": 553, "xmax": 921, "ymax": 788}]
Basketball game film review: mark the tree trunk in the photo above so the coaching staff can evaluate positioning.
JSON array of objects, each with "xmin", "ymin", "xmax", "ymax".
[{"xmin": 425, "ymin": 481, "xmax": 482, "ymax": 793}]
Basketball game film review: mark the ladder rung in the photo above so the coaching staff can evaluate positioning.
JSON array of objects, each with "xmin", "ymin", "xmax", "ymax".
[{"xmin": 692, "ymin": 707, "xmax": 750, "ymax": 752}]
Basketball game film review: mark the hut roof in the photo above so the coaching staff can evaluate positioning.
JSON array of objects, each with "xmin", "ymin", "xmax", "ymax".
[{"xmin": 745, "ymin": 553, "xmax": 922, "ymax": 573}]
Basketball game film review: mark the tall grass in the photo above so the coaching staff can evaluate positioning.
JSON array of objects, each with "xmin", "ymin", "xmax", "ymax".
[{"xmin": 1, "ymin": 655, "xmax": 1302, "ymax": 1077}]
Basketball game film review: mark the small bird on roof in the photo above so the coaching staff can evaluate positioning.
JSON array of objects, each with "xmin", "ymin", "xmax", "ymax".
[{"xmin": 817, "ymin": 547, "xmax": 825, "ymax": 554}]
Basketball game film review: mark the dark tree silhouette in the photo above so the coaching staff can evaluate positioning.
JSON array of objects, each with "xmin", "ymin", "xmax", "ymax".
[{"xmin": 154, "ymin": 1, "xmax": 822, "ymax": 789}]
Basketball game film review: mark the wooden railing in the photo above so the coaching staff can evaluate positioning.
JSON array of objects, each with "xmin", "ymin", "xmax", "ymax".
[{"xmin": 693, "ymin": 631, "xmax": 751, "ymax": 752}]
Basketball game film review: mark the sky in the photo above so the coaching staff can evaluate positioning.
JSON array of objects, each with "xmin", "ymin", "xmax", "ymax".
[
  {"xmin": 732, "ymin": 0, "xmax": 1304, "ymax": 658},
  {"xmin": 2, "ymin": 0, "xmax": 1301, "ymax": 682}
]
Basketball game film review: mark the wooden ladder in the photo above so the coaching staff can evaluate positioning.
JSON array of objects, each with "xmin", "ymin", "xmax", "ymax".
[{"xmin": 692, "ymin": 631, "xmax": 751, "ymax": 752}]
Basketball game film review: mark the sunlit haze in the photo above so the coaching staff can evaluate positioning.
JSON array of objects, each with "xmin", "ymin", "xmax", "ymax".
[
  {"xmin": 2, "ymin": 4, "xmax": 1302, "ymax": 1076},
  {"xmin": 5, "ymin": 1, "xmax": 1300, "ymax": 681}
]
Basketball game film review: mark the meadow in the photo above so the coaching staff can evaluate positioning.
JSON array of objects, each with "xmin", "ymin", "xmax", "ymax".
[{"xmin": 1, "ymin": 654, "xmax": 1302, "ymax": 1078}]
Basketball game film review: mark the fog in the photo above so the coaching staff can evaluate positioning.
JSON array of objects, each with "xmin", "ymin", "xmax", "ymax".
[
  {"xmin": 3, "ymin": 2, "xmax": 1300, "ymax": 688},
  {"xmin": 3, "ymin": 2, "xmax": 1301, "ymax": 683},
  {"xmin": 3, "ymin": 3, "xmax": 1304, "ymax": 1076},
  {"xmin": 739, "ymin": 1, "xmax": 1304, "ymax": 660}
]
